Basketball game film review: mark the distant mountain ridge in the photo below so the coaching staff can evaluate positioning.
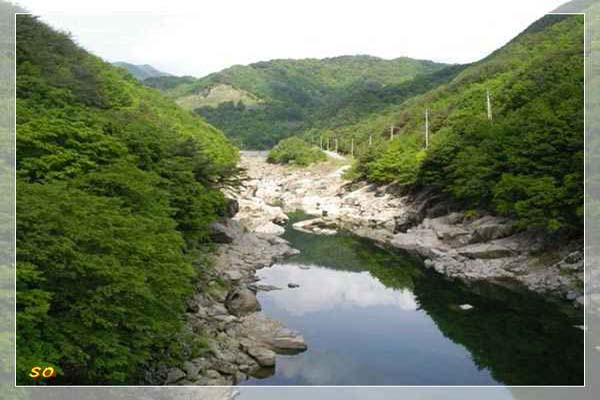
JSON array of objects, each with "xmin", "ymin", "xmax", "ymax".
[
  {"xmin": 144, "ymin": 55, "xmax": 448, "ymax": 148},
  {"xmin": 113, "ymin": 62, "xmax": 172, "ymax": 80}
]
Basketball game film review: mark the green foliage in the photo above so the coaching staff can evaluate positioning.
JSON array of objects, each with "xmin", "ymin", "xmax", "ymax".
[
  {"xmin": 146, "ymin": 56, "xmax": 448, "ymax": 149},
  {"xmin": 353, "ymin": 15, "xmax": 584, "ymax": 235},
  {"xmin": 16, "ymin": 15, "xmax": 238, "ymax": 384},
  {"xmin": 267, "ymin": 137, "xmax": 326, "ymax": 166},
  {"xmin": 362, "ymin": 135, "xmax": 425, "ymax": 184}
]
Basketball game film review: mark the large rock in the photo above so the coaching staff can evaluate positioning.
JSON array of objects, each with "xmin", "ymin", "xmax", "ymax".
[
  {"xmin": 293, "ymin": 217, "xmax": 337, "ymax": 235},
  {"xmin": 469, "ymin": 218, "xmax": 515, "ymax": 243},
  {"xmin": 254, "ymin": 222, "xmax": 285, "ymax": 235},
  {"xmin": 165, "ymin": 368, "xmax": 186, "ymax": 384},
  {"xmin": 240, "ymin": 313, "xmax": 307, "ymax": 354},
  {"xmin": 394, "ymin": 211, "xmax": 420, "ymax": 233},
  {"xmin": 209, "ymin": 222, "xmax": 237, "ymax": 243},
  {"xmin": 224, "ymin": 198, "xmax": 239, "ymax": 218},
  {"xmin": 241, "ymin": 339, "xmax": 276, "ymax": 367},
  {"xmin": 269, "ymin": 332, "xmax": 308, "ymax": 353},
  {"xmin": 458, "ymin": 243, "xmax": 514, "ymax": 259},
  {"xmin": 225, "ymin": 287, "xmax": 261, "ymax": 316}
]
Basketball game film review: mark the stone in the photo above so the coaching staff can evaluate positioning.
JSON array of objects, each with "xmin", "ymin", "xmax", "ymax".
[
  {"xmin": 255, "ymin": 222, "xmax": 285, "ymax": 235},
  {"xmin": 459, "ymin": 304, "xmax": 474, "ymax": 310},
  {"xmin": 212, "ymin": 360, "xmax": 237, "ymax": 375},
  {"xmin": 234, "ymin": 371, "xmax": 247, "ymax": 384},
  {"xmin": 458, "ymin": 243, "xmax": 514, "ymax": 259},
  {"xmin": 565, "ymin": 250, "xmax": 583, "ymax": 264},
  {"xmin": 224, "ymin": 198, "xmax": 239, "ymax": 218},
  {"xmin": 394, "ymin": 211, "xmax": 420, "ymax": 233},
  {"xmin": 213, "ymin": 314, "xmax": 238, "ymax": 324},
  {"xmin": 205, "ymin": 369, "xmax": 222, "ymax": 379},
  {"xmin": 223, "ymin": 270, "xmax": 243, "ymax": 282},
  {"xmin": 566, "ymin": 291, "xmax": 578, "ymax": 301},
  {"xmin": 186, "ymin": 298, "xmax": 199, "ymax": 313},
  {"xmin": 269, "ymin": 332, "xmax": 307, "ymax": 353},
  {"xmin": 423, "ymin": 259, "xmax": 434, "ymax": 268},
  {"xmin": 209, "ymin": 222, "xmax": 236, "ymax": 243},
  {"xmin": 225, "ymin": 287, "xmax": 261, "ymax": 316},
  {"xmin": 446, "ymin": 212, "xmax": 464, "ymax": 225},
  {"xmin": 251, "ymin": 284, "xmax": 282, "ymax": 292},
  {"xmin": 191, "ymin": 357, "xmax": 210, "ymax": 370},
  {"xmin": 470, "ymin": 222, "xmax": 515, "ymax": 243},
  {"xmin": 244, "ymin": 345, "xmax": 276, "ymax": 367},
  {"xmin": 239, "ymin": 313, "xmax": 307, "ymax": 354},
  {"xmin": 165, "ymin": 368, "xmax": 186, "ymax": 384},
  {"xmin": 182, "ymin": 361, "xmax": 201, "ymax": 379}
]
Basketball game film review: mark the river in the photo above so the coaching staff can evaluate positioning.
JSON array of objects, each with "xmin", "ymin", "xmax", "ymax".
[{"xmin": 242, "ymin": 211, "xmax": 583, "ymax": 386}]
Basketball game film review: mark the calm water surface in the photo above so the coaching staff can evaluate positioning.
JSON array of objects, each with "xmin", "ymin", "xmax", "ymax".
[{"xmin": 243, "ymin": 212, "xmax": 583, "ymax": 386}]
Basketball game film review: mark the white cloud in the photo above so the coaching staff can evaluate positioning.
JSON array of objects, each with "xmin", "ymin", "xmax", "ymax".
[{"xmin": 17, "ymin": 0, "xmax": 568, "ymax": 77}]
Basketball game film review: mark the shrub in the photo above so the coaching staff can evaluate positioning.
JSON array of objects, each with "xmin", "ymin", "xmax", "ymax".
[{"xmin": 267, "ymin": 137, "xmax": 326, "ymax": 166}]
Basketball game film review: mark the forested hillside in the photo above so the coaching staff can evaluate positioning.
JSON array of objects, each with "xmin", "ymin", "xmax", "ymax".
[
  {"xmin": 16, "ymin": 15, "xmax": 238, "ymax": 384},
  {"xmin": 147, "ymin": 56, "xmax": 448, "ymax": 148},
  {"xmin": 342, "ymin": 14, "xmax": 584, "ymax": 236}
]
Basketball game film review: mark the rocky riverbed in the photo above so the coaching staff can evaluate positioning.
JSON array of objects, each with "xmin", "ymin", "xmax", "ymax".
[
  {"xmin": 153, "ymin": 218, "xmax": 306, "ymax": 385},
  {"xmin": 158, "ymin": 150, "xmax": 586, "ymax": 386},
  {"xmin": 236, "ymin": 152, "xmax": 584, "ymax": 306}
]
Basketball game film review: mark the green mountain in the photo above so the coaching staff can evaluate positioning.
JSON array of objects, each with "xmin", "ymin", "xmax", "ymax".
[
  {"xmin": 113, "ymin": 61, "xmax": 172, "ymax": 80},
  {"xmin": 347, "ymin": 14, "xmax": 583, "ymax": 235},
  {"xmin": 146, "ymin": 55, "xmax": 448, "ymax": 148},
  {"xmin": 16, "ymin": 15, "xmax": 238, "ymax": 384}
]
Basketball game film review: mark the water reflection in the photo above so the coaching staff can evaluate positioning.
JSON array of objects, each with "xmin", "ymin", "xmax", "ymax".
[
  {"xmin": 244, "ymin": 212, "xmax": 583, "ymax": 385},
  {"xmin": 256, "ymin": 263, "xmax": 418, "ymax": 315}
]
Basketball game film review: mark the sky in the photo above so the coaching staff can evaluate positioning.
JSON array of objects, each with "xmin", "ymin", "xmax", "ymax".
[{"xmin": 16, "ymin": 0, "xmax": 569, "ymax": 78}]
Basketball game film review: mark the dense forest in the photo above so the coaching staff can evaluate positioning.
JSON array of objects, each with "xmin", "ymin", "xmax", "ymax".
[
  {"xmin": 146, "ymin": 56, "xmax": 449, "ymax": 148},
  {"xmin": 15, "ymin": 15, "xmax": 238, "ymax": 384},
  {"xmin": 345, "ymin": 14, "xmax": 584, "ymax": 235}
]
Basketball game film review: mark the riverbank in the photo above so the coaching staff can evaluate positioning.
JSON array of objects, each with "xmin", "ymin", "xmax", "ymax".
[
  {"xmin": 237, "ymin": 152, "xmax": 584, "ymax": 306},
  {"xmin": 152, "ymin": 219, "xmax": 306, "ymax": 385}
]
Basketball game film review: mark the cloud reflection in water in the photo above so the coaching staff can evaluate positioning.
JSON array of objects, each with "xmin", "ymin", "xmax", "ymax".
[{"xmin": 256, "ymin": 263, "xmax": 418, "ymax": 316}]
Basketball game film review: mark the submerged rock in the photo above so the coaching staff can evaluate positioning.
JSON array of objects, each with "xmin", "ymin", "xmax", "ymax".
[{"xmin": 288, "ymin": 283, "xmax": 300, "ymax": 288}]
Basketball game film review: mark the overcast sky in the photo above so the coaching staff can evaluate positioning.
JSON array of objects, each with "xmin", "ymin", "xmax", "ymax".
[{"xmin": 17, "ymin": 0, "xmax": 569, "ymax": 77}]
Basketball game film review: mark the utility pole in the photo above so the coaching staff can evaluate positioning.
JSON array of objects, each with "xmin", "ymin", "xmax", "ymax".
[
  {"xmin": 369, "ymin": 135, "xmax": 373, "ymax": 146},
  {"xmin": 487, "ymin": 89, "xmax": 493, "ymax": 121},
  {"xmin": 334, "ymin": 137, "xmax": 338, "ymax": 153},
  {"xmin": 425, "ymin": 108, "xmax": 429, "ymax": 149},
  {"xmin": 351, "ymin": 138, "xmax": 354, "ymax": 157},
  {"xmin": 390, "ymin": 125, "xmax": 394, "ymax": 141}
]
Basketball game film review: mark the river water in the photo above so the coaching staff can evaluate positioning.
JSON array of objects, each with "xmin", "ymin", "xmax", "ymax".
[{"xmin": 243, "ymin": 212, "xmax": 583, "ymax": 386}]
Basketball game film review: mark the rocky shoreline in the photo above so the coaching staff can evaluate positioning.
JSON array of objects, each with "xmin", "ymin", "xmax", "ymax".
[
  {"xmin": 159, "ymin": 150, "xmax": 584, "ymax": 386},
  {"xmin": 154, "ymin": 218, "xmax": 306, "ymax": 385},
  {"xmin": 237, "ymin": 152, "xmax": 584, "ymax": 306}
]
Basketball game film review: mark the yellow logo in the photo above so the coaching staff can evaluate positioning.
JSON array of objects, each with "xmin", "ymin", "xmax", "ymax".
[{"xmin": 29, "ymin": 366, "xmax": 56, "ymax": 379}]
